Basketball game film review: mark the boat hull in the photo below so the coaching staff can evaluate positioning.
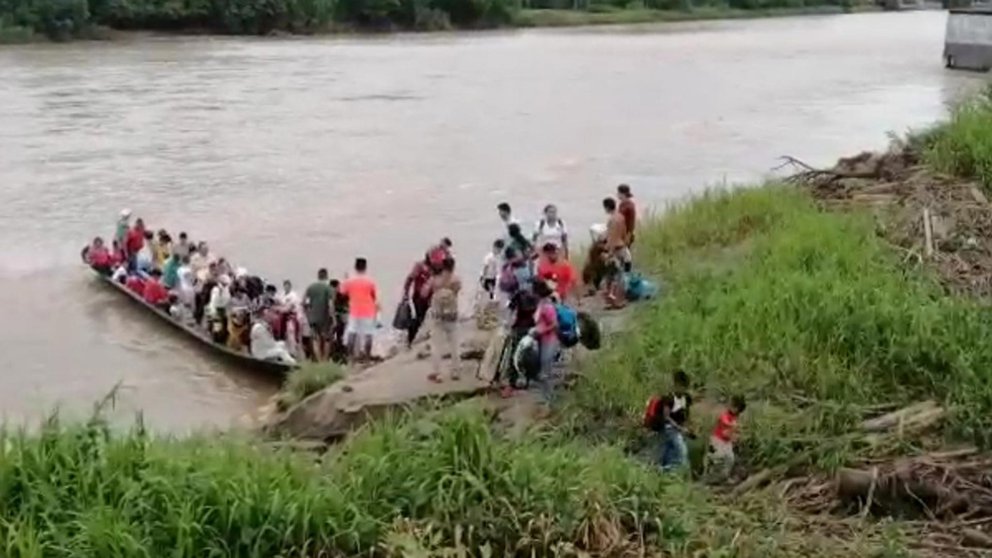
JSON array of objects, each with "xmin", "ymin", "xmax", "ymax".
[{"xmin": 91, "ymin": 269, "xmax": 294, "ymax": 377}]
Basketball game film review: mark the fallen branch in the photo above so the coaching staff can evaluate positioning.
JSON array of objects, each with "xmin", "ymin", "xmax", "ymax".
[
  {"xmin": 860, "ymin": 400, "xmax": 940, "ymax": 432},
  {"xmin": 925, "ymin": 207, "xmax": 935, "ymax": 258}
]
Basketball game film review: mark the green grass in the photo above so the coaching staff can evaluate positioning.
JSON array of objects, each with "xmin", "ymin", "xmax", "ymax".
[
  {"xmin": 513, "ymin": 4, "xmax": 872, "ymax": 27},
  {"xmin": 925, "ymin": 89, "xmax": 992, "ymax": 191},
  {"xmin": 566, "ymin": 185, "xmax": 992, "ymax": 469},
  {"xmin": 276, "ymin": 362, "xmax": 345, "ymax": 411},
  {"xmin": 0, "ymin": 404, "xmax": 901, "ymax": 557}
]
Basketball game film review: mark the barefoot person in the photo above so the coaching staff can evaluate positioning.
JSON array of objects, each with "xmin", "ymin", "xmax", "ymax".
[
  {"xmin": 603, "ymin": 197, "xmax": 629, "ymax": 308},
  {"xmin": 341, "ymin": 258, "xmax": 379, "ymax": 362},
  {"xmin": 617, "ymin": 184, "xmax": 637, "ymax": 248},
  {"xmin": 428, "ymin": 257, "xmax": 462, "ymax": 383},
  {"xmin": 304, "ymin": 268, "xmax": 333, "ymax": 361},
  {"xmin": 402, "ymin": 254, "xmax": 435, "ymax": 348}
]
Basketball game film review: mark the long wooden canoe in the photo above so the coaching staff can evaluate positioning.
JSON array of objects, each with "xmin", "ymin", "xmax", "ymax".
[{"xmin": 90, "ymin": 268, "xmax": 295, "ymax": 376}]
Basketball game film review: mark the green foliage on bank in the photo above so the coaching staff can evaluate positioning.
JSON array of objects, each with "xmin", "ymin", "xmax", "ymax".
[
  {"xmin": 0, "ymin": 0, "xmax": 514, "ymax": 39},
  {"xmin": 0, "ymin": 405, "xmax": 896, "ymax": 557},
  {"xmin": 567, "ymin": 184, "xmax": 992, "ymax": 469},
  {"xmin": 925, "ymin": 88, "xmax": 992, "ymax": 191}
]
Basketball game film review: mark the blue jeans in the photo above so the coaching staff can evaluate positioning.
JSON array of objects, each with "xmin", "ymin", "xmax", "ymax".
[
  {"xmin": 660, "ymin": 425, "xmax": 687, "ymax": 471},
  {"xmin": 536, "ymin": 336, "xmax": 560, "ymax": 404}
]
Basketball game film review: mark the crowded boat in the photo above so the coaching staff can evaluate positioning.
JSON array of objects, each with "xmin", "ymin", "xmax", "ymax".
[{"xmin": 82, "ymin": 185, "xmax": 654, "ymax": 393}]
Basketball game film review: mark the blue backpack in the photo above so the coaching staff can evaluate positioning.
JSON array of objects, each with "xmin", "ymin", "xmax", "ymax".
[
  {"xmin": 625, "ymin": 273, "xmax": 658, "ymax": 301},
  {"xmin": 555, "ymin": 303, "xmax": 579, "ymax": 347}
]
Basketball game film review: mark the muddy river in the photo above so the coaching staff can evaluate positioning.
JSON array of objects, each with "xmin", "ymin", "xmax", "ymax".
[{"xmin": 0, "ymin": 11, "xmax": 982, "ymax": 430}]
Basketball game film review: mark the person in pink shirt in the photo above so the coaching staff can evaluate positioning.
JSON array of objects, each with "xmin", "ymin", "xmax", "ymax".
[
  {"xmin": 340, "ymin": 257, "xmax": 379, "ymax": 362},
  {"xmin": 532, "ymin": 279, "xmax": 559, "ymax": 405}
]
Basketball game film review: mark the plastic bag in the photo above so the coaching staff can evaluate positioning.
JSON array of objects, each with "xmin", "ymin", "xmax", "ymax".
[{"xmin": 392, "ymin": 299, "xmax": 413, "ymax": 330}]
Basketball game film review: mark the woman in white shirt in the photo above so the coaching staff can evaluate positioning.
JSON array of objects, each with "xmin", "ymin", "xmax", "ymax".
[{"xmin": 533, "ymin": 204, "xmax": 569, "ymax": 259}]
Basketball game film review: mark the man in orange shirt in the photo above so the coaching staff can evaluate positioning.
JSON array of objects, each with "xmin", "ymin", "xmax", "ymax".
[
  {"xmin": 340, "ymin": 257, "xmax": 379, "ymax": 362},
  {"xmin": 536, "ymin": 243, "xmax": 576, "ymax": 303}
]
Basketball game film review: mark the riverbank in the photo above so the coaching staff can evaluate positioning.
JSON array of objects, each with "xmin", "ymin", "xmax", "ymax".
[
  {"xmin": 4, "ymin": 88, "xmax": 991, "ymax": 554},
  {"xmin": 0, "ymin": 1, "xmax": 881, "ymax": 44},
  {"xmin": 513, "ymin": 4, "xmax": 879, "ymax": 28}
]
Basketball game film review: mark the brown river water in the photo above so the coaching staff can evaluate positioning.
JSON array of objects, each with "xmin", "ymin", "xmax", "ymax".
[{"xmin": 0, "ymin": 11, "xmax": 984, "ymax": 431}]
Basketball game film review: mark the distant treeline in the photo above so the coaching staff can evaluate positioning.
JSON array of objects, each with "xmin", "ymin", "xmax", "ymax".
[
  {"xmin": 0, "ymin": 0, "xmax": 514, "ymax": 39},
  {"xmin": 1, "ymin": 0, "xmax": 859, "ymax": 41}
]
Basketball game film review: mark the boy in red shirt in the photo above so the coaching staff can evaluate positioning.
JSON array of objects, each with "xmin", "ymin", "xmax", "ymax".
[
  {"xmin": 143, "ymin": 269, "xmax": 170, "ymax": 308},
  {"xmin": 706, "ymin": 395, "xmax": 746, "ymax": 483}
]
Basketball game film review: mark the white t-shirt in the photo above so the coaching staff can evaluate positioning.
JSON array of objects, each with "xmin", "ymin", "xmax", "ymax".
[
  {"xmin": 481, "ymin": 252, "xmax": 499, "ymax": 280},
  {"xmin": 250, "ymin": 322, "xmax": 277, "ymax": 359},
  {"xmin": 534, "ymin": 218, "xmax": 568, "ymax": 249}
]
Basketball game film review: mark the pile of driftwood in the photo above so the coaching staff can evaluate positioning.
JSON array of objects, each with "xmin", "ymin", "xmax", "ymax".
[
  {"xmin": 731, "ymin": 399, "xmax": 992, "ymax": 556},
  {"xmin": 783, "ymin": 148, "xmax": 992, "ymax": 299}
]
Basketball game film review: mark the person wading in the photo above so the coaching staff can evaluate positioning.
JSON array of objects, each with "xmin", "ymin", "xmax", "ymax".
[
  {"xmin": 427, "ymin": 257, "xmax": 462, "ymax": 383},
  {"xmin": 341, "ymin": 257, "xmax": 379, "ymax": 363},
  {"xmin": 304, "ymin": 268, "xmax": 333, "ymax": 361}
]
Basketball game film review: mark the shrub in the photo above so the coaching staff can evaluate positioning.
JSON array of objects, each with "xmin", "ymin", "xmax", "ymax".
[{"xmin": 926, "ymin": 90, "xmax": 992, "ymax": 192}]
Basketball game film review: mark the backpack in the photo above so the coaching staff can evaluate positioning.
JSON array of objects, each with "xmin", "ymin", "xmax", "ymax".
[
  {"xmin": 498, "ymin": 264, "xmax": 519, "ymax": 294},
  {"xmin": 643, "ymin": 396, "xmax": 664, "ymax": 431},
  {"xmin": 625, "ymin": 273, "xmax": 658, "ymax": 301},
  {"xmin": 513, "ymin": 335, "xmax": 541, "ymax": 385},
  {"xmin": 555, "ymin": 303, "xmax": 579, "ymax": 348},
  {"xmin": 577, "ymin": 311, "xmax": 601, "ymax": 350}
]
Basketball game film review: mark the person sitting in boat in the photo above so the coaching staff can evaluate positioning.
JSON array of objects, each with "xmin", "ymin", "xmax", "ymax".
[
  {"xmin": 227, "ymin": 307, "xmax": 251, "ymax": 352},
  {"xmin": 152, "ymin": 230, "xmax": 172, "ymax": 269},
  {"xmin": 111, "ymin": 263, "xmax": 128, "ymax": 284},
  {"xmin": 250, "ymin": 312, "xmax": 297, "ymax": 365},
  {"xmin": 110, "ymin": 239, "xmax": 126, "ymax": 269},
  {"xmin": 168, "ymin": 293, "xmax": 194, "ymax": 325},
  {"xmin": 143, "ymin": 269, "xmax": 170, "ymax": 309},
  {"xmin": 135, "ymin": 230, "xmax": 155, "ymax": 275},
  {"xmin": 125, "ymin": 273, "xmax": 145, "ymax": 296},
  {"xmin": 85, "ymin": 236, "xmax": 113, "ymax": 275},
  {"xmin": 207, "ymin": 275, "xmax": 232, "ymax": 343},
  {"xmin": 175, "ymin": 256, "xmax": 195, "ymax": 309}
]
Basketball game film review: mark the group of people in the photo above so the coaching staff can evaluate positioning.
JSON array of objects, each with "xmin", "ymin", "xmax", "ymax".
[
  {"xmin": 389, "ymin": 184, "xmax": 640, "ymax": 402},
  {"xmin": 84, "ymin": 210, "xmax": 301, "ymax": 366}
]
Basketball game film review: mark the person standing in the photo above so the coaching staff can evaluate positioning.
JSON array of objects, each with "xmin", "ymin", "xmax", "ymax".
[
  {"xmin": 531, "ymin": 280, "xmax": 560, "ymax": 406},
  {"xmin": 480, "ymin": 239, "xmax": 504, "ymax": 300},
  {"xmin": 656, "ymin": 370, "xmax": 693, "ymax": 472},
  {"xmin": 536, "ymin": 243, "xmax": 577, "ymax": 303},
  {"xmin": 617, "ymin": 184, "xmax": 637, "ymax": 247},
  {"xmin": 533, "ymin": 204, "xmax": 569, "ymax": 260},
  {"xmin": 304, "ymin": 269, "xmax": 333, "ymax": 361},
  {"xmin": 173, "ymin": 232, "xmax": 192, "ymax": 259},
  {"xmin": 497, "ymin": 202, "xmax": 519, "ymax": 230},
  {"xmin": 427, "ymin": 258, "xmax": 462, "ymax": 383},
  {"xmin": 115, "ymin": 209, "xmax": 131, "ymax": 248},
  {"xmin": 402, "ymin": 254, "xmax": 434, "ymax": 348},
  {"xmin": 125, "ymin": 217, "xmax": 146, "ymax": 270},
  {"xmin": 341, "ymin": 258, "xmax": 379, "ymax": 362},
  {"xmin": 603, "ymin": 197, "xmax": 629, "ymax": 309}
]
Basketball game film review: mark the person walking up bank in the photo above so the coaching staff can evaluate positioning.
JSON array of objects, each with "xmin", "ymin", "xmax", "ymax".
[
  {"xmin": 427, "ymin": 258, "xmax": 462, "ymax": 383},
  {"xmin": 644, "ymin": 370, "xmax": 694, "ymax": 472},
  {"xmin": 341, "ymin": 257, "xmax": 379, "ymax": 363}
]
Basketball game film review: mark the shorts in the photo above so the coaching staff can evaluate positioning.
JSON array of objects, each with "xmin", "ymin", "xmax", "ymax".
[
  {"xmin": 345, "ymin": 316, "xmax": 376, "ymax": 336},
  {"xmin": 309, "ymin": 319, "xmax": 331, "ymax": 338}
]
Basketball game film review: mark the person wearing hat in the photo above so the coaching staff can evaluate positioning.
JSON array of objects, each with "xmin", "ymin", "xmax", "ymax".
[{"xmin": 115, "ymin": 209, "xmax": 131, "ymax": 248}]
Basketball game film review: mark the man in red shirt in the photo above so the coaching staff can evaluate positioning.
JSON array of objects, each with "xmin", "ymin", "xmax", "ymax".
[
  {"xmin": 617, "ymin": 184, "xmax": 636, "ymax": 247},
  {"xmin": 706, "ymin": 395, "xmax": 746, "ymax": 483},
  {"xmin": 125, "ymin": 218, "xmax": 146, "ymax": 269},
  {"xmin": 401, "ymin": 254, "xmax": 434, "ymax": 348},
  {"xmin": 536, "ymin": 243, "xmax": 576, "ymax": 303}
]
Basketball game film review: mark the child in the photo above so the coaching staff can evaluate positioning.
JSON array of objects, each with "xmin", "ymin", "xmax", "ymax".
[
  {"xmin": 706, "ymin": 395, "xmax": 746, "ymax": 483},
  {"xmin": 480, "ymin": 239, "xmax": 505, "ymax": 300},
  {"xmin": 643, "ymin": 370, "xmax": 693, "ymax": 472}
]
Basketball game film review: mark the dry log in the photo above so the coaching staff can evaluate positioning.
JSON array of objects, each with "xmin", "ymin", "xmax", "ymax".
[
  {"xmin": 861, "ymin": 401, "xmax": 938, "ymax": 432},
  {"xmin": 963, "ymin": 528, "xmax": 992, "ymax": 549},
  {"xmin": 732, "ymin": 467, "xmax": 779, "ymax": 496},
  {"xmin": 925, "ymin": 207, "xmax": 935, "ymax": 258}
]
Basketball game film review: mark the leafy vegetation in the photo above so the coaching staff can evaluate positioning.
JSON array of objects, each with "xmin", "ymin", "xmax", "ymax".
[
  {"xmin": 276, "ymin": 361, "xmax": 344, "ymax": 410},
  {"xmin": 925, "ymin": 89, "xmax": 992, "ymax": 191},
  {"xmin": 0, "ymin": 404, "xmax": 900, "ymax": 557}
]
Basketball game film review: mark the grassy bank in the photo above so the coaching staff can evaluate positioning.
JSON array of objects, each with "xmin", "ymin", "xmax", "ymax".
[
  {"xmin": 566, "ymin": 89, "xmax": 992, "ymax": 473},
  {"xmin": 0, "ymin": 405, "xmax": 902, "ymax": 556}
]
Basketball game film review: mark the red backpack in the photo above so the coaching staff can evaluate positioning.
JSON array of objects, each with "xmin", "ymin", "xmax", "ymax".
[{"xmin": 643, "ymin": 396, "xmax": 663, "ymax": 430}]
